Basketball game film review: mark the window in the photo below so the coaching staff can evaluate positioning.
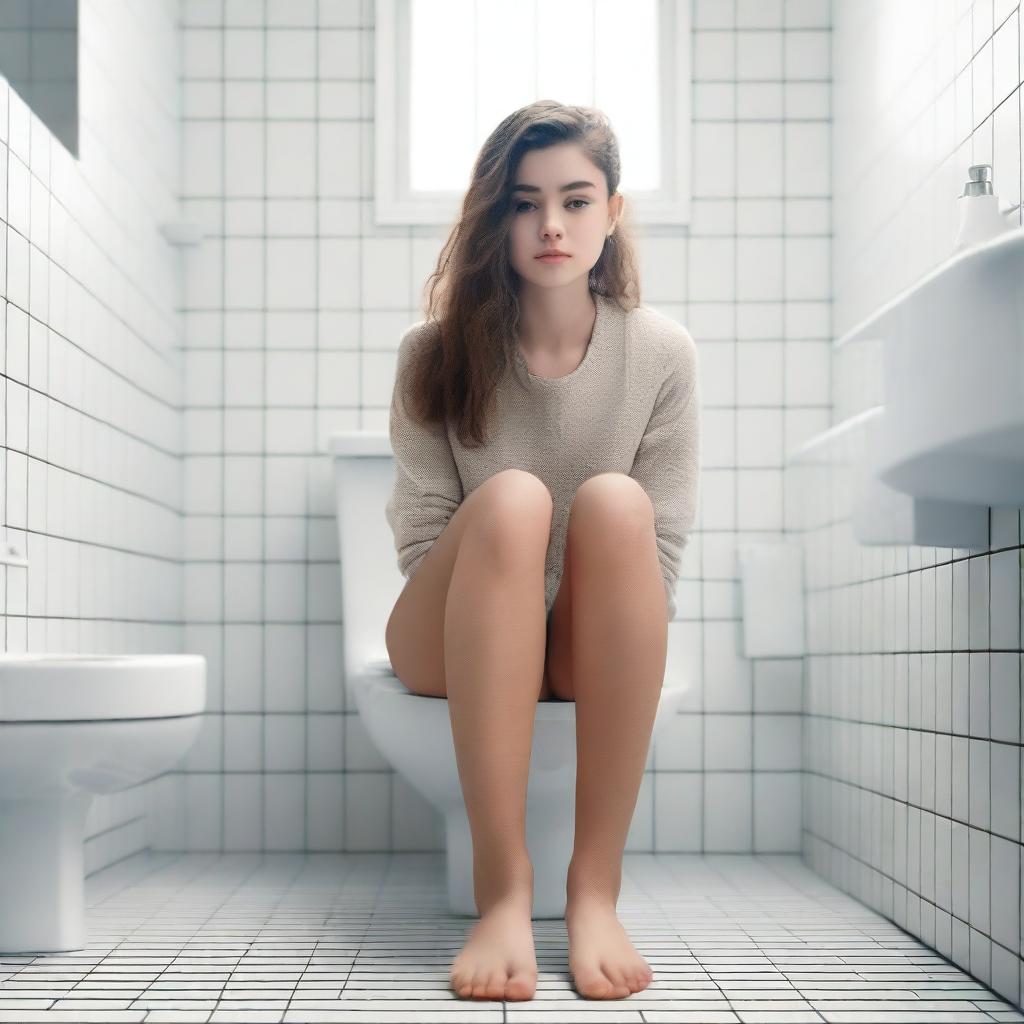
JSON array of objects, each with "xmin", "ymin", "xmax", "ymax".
[{"xmin": 374, "ymin": 0, "xmax": 691, "ymax": 225}]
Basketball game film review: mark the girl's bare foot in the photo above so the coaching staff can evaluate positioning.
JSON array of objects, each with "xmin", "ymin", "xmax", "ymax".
[
  {"xmin": 450, "ymin": 887, "xmax": 538, "ymax": 1001},
  {"xmin": 565, "ymin": 896, "xmax": 654, "ymax": 999}
]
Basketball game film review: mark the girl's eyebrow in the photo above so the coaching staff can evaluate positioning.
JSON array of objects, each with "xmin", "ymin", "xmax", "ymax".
[{"xmin": 512, "ymin": 180, "xmax": 597, "ymax": 193}]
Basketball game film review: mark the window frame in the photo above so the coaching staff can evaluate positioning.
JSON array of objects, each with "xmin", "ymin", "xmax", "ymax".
[{"xmin": 374, "ymin": 0, "xmax": 692, "ymax": 226}]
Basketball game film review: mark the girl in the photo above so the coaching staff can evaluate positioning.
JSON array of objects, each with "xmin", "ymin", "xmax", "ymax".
[{"xmin": 384, "ymin": 100, "xmax": 700, "ymax": 1001}]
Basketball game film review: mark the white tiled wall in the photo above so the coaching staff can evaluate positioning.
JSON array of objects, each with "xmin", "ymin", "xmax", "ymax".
[
  {"xmin": 0, "ymin": 0, "xmax": 182, "ymax": 874},
  {"xmin": 801, "ymin": 0, "xmax": 1024, "ymax": 1009},
  {"xmin": 170, "ymin": 0, "xmax": 830, "ymax": 855},
  {"xmin": 6, "ymin": 2, "xmax": 1022, "ymax": 1004}
]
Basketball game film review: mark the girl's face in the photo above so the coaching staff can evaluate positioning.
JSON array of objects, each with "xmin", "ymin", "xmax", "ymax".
[{"xmin": 507, "ymin": 142, "xmax": 622, "ymax": 294}]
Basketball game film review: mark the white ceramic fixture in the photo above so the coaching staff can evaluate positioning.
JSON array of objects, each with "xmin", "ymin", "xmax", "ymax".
[
  {"xmin": 0, "ymin": 654, "xmax": 206, "ymax": 954},
  {"xmin": 329, "ymin": 430, "xmax": 691, "ymax": 919},
  {"xmin": 789, "ymin": 407, "xmax": 989, "ymax": 548},
  {"xmin": 834, "ymin": 226, "xmax": 1024, "ymax": 507}
]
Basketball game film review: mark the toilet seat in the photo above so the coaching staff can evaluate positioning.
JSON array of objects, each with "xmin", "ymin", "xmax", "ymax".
[
  {"xmin": 0, "ymin": 654, "xmax": 206, "ymax": 722},
  {"xmin": 360, "ymin": 671, "xmax": 579, "ymax": 713}
]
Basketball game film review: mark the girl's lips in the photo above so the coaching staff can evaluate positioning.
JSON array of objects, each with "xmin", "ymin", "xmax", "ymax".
[{"xmin": 536, "ymin": 254, "xmax": 570, "ymax": 262}]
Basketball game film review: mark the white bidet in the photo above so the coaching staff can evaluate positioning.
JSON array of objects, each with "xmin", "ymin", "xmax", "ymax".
[{"xmin": 0, "ymin": 654, "xmax": 206, "ymax": 954}]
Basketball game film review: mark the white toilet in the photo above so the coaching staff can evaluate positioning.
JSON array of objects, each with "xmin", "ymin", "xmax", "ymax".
[
  {"xmin": 0, "ymin": 653, "xmax": 206, "ymax": 954},
  {"xmin": 329, "ymin": 430, "xmax": 690, "ymax": 919}
]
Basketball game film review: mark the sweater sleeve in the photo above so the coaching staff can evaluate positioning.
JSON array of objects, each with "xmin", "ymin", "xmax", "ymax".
[
  {"xmin": 384, "ymin": 323, "xmax": 464, "ymax": 581},
  {"xmin": 628, "ymin": 330, "xmax": 701, "ymax": 620}
]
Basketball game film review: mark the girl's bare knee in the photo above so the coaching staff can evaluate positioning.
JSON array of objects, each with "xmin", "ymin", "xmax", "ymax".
[{"xmin": 465, "ymin": 470, "xmax": 552, "ymax": 564}]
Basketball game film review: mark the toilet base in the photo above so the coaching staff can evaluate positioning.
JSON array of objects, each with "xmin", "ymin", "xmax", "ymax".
[
  {"xmin": 0, "ymin": 793, "xmax": 92, "ymax": 954},
  {"xmin": 445, "ymin": 784, "xmax": 576, "ymax": 919}
]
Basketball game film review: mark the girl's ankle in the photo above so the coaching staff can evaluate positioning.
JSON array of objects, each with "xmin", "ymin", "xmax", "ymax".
[{"xmin": 474, "ymin": 859, "xmax": 534, "ymax": 914}]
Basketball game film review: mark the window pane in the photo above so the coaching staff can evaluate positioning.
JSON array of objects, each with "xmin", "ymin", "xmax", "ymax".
[
  {"xmin": 409, "ymin": 0, "xmax": 476, "ymax": 191},
  {"xmin": 536, "ymin": 0, "xmax": 593, "ymax": 107},
  {"xmin": 595, "ymin": 0, "xmax": 659, "ymax": 191},
  {"xmin": 476, "ymin": 1, "xmax": 536, "ymax": 151},
  {"xmin": 409, "ymin": 0, "xmax": 661, "ymax": 195}
]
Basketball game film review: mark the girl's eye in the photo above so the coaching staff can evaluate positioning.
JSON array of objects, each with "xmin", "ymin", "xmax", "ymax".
[{"xmin": 514, "ymin": 198, "xmax": 590, "ymax": 212}]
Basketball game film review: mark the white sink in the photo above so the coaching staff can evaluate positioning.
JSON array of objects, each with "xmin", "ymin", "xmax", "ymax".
[
  {"xmin": 0, "ymin": 652, "xmax": 205, "ymax": 722},
  {"xmin": 0, "ymin": 653, "xmax": 206, "ymax": 954},
  {"xmin": 835, "ymin": 226, "xmax": 1024, "ymax": 507},
  {"xmin": 788, "ymin": 407, "xmax": 989, "ymax": 548}
]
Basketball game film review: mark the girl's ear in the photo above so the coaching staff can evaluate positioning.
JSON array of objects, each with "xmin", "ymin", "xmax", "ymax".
[{"xmin": 609, "ymin": 192, "xmax": 624, "ymax": 231}]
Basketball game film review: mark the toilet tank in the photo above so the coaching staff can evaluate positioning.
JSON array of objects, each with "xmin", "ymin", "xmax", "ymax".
[{"xmin": 327, "ymin": 430, "xmax": 404, "ymax": 699}]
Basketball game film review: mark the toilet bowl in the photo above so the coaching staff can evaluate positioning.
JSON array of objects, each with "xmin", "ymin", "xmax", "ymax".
[
  {"xmin": 329, "ymin": 430, "xmax": 691, "ymax": 919},
  {"xmin": 0, "ymin": 653, "xmax": 206, "ymax": 954},
  {"xmin": 354, "ymin": 657, "xmax": 688, "ymax": 918}
]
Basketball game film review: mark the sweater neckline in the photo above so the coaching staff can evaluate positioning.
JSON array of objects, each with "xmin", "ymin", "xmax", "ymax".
[{"xmin": 512, "ymin": 292, "xmax": 610, "ymax": 389}]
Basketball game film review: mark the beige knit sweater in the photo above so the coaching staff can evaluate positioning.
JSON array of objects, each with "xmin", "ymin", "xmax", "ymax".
[{"xmin": 384, "ymin": 292, "xmax": 700, "ymax": 621}]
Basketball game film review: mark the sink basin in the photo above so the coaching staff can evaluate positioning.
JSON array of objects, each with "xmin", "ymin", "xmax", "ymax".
[
  {"xmin": 0, "ymin": 653, "xmax": 206, "ymax": 954},
  {"xmin": 835, "ymin": 225, "xmax": 1024, "ymax": 507},
  {"xmin": 0, "ymin": 652, "xmax": 205, "ymax": 721},
  {"xmin": 788, "ymin": 407, "xmax": 989, "ymax": 548}
]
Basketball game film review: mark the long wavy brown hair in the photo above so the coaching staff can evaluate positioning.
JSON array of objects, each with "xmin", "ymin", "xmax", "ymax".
[{"xmin": 399, "ymin": 100, "xmax": 643, "ymax": 448}]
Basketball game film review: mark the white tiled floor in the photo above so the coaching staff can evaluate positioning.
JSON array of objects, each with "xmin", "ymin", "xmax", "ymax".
[{"xmin": 0, "ymin": 853, "xmax": 1021, "ymax": 1023}]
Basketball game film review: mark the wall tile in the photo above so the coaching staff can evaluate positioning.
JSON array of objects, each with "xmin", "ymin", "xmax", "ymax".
[{"xmin": 807, "ymin": 3, "xmax": 1024, "ymax": 1007}]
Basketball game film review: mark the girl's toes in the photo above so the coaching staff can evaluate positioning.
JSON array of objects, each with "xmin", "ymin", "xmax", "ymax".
[
  {"xmin": 631, "ymin": 964, "xmax": 650, "ymax": 988},
  {"xmin": 575, "ymin": 965, "xmax": 613, "ymax": 998},
  {"xmin": 505, "ymin": 967, "xmax": 537, "ymax": 1000},
  {"xmin": 602, "ymin": 963, "xmax": 630, "ymax": 995}
]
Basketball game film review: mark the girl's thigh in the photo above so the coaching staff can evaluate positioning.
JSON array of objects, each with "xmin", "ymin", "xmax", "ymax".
[{"xmin": 384, "ymin": 470, "xmax": 551, "ymax": 697}]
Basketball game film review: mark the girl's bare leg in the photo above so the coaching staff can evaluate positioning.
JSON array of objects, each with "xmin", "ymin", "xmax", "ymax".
[
  {"xmin": 446, "ymin": 473, "xmax": 551, "ymax": 1001},
  {"xmin": 564, "ymin": 475, "xmax": 665, "ymax": 999}
]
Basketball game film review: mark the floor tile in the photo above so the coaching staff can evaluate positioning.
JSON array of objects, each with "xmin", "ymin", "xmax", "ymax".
[{"xmin": 0, "ymin": 853, "xmax": 1019, "ymax": 1022}]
